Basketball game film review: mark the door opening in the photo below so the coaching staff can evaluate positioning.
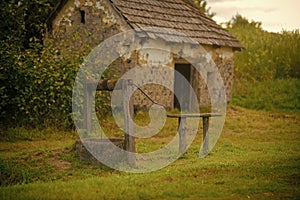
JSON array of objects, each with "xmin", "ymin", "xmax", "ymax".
[{"xmin": 174, "ymin": 64, "xmax": 191, "ymax": 110}]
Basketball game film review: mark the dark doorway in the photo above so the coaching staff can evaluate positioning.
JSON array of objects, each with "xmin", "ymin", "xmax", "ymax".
[{"xmin": 174, "ymin": 64, "xmax": 191, "ymax": 110}]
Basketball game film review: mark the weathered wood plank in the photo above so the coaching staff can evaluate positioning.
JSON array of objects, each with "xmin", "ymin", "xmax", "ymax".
[
  {"xmin": 83, "ymin": 80, "xmax": 92, "ymax": 135},
  {"xmin": 122, "ymin": 79, "xmax": 136, "ymax": 166},
  {"xmin": 167, "ymin": 113, "xmax": 222, "ymax": 118},
  {"xmin": 178, "ymin": 117, "xmax": 187, "ymax": 154},
  {"xmin": 202, "ymin": 116, "xmax": 209, "ymax": 154}
]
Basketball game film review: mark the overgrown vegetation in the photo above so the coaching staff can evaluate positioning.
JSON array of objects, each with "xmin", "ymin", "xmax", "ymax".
[
  {"xmin": 227, "ymin": 14, "xmax": 300, "ymax": 81},
  {"xmin": 224, "ymin": 14, "xmax": 300, "ymax": 111},
  {"xmin": 232, "ymin": 79, "xmax": 300, "ymax": 112},
  {"xmin": 0, "ymin": 1, "xmax": 114, "ymax": 129},
  {"xmin": 0, "ymin": 42, "xmax": 83, "ymax": 128},
  {"xmin": 0, "ymin": 1, "xmax": 85, "ymax": 128}
]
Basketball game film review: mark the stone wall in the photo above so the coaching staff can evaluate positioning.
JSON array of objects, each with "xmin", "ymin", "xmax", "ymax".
[
  {"xmin": 47, "ymin": 0, "xmax": 129, "ymax": 56},
  {"xmin": 204, "ymin": 46, "xmax": 235, "ymax": 104},
  {"xmin": 123, "ymin": 40, "xmax": 235, "ymax": 109}
]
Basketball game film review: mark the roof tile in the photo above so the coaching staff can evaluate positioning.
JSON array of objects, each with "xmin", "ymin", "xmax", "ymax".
[
  {"xmin": 111, "ymin": 0, "xmax": 242, "ymax": 48},
  {"xmin": 48, "ymin": 0, "xmax": 243, "ymax": 49}
]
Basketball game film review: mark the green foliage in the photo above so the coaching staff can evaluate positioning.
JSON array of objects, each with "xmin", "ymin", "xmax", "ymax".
[
  {"xmin": 0, "ymin": 0, "xmax": 112, "ymax": 129},
  {"xmin": 0, "ymin": 0, "xmax": 82, "ymax": 128},
  {"xmin": 0, "ymin": 42, "xmax": 83, "ymax": 128},
  {"xmin": 225, "ymin": 14, "xmax": 262, "ymax": 30},
  {"xmin": 226, "ymin": 14, "xmax": 300, "ymax": 112},
  {"xmin": 232, "ymin": 79, "xmax": 300, "ymax": 112},
  {"xmin": 0, "ymin": 0, "xmax": 58, "ymax": 48},
  {"xmin": 193, "ymin": 0, "xmax": 216, "ymax": 18},
  {"xmin": 227, "ymin": 14, "xmax": 300, "ymax": 81},
  {"xmin": 0, "ymin": 1, "xmax": 119, "ymax": 129}
]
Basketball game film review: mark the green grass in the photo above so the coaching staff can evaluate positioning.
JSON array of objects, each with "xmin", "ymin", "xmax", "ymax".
[
  {"xmin": 0, "ymin": 106, "xmax": 299, "ymax": 199},
  {"xmin": 232, "ymin": 79, "xmax": 300, "ymax": 112}
]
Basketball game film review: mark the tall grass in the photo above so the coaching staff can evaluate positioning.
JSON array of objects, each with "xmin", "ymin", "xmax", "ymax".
[
  {"xmin": 232, "ymin": 79, "xmax": 300, "ymax": 112},
  {"xmin": 226, "ymin": 14, "xmax": 300, "ymax": 112}
]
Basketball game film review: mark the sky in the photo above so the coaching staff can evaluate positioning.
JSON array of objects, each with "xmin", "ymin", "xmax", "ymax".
[{"xmin": 206, "ymin": 0, "xmax": 300, "ymax": 32}]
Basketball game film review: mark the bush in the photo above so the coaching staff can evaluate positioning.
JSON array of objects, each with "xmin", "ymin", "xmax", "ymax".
[
  {"xmin": 227, "ymin": 14, "xmax": 300, "ymax": 81},
  {"xmin": 226, "ymin": 15, "xmax": 300, "ymax": 112},
  {"xmin": 0, "ymin": 42, "xmax": 83, "ymax": 128}
]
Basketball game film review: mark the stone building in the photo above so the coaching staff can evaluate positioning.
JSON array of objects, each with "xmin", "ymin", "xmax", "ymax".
[{"xmin": 47, "ymin": 0, "xmax": 242, "ymax": 109}]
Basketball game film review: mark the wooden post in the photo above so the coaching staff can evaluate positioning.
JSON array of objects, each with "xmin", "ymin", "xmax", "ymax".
[
  {"xmin": 83, "ymin": 79, "xmax": 120, "ymax": 135},
  {"xmin": 83, "ymin": 79, "xmax": 92, "ymax": 135},
  {"xmin": 178, "ymin": 117, "xmax": 187, "ymax": 154},
  {"xmin": 122, "ymin": 79, "xmax": 136, "ymax": 166},
  {"xmin": 202, "ymin": 116, "xmax": 209, "ymax": 154}
]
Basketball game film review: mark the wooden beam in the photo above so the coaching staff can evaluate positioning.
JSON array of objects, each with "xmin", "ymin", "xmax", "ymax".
[
  {"xmin": 83, "ymin": 80, "xmax": 92, "ymax": 135},
  {"xmin": 202, "ymin": 116, "xmax": 209, "ymax": 154},
  {"xmin": 86, "ymin": 78, "xmax": 121, "ymax": 91},
  {"xmin": 122, "ymin": 79, "xmax": 136, "ymax": 166},
  {"xmin": 178, "ymin": 117, "xmax": 187, "ymax": 154},
  {"xmin": 167, "ymin": 113, "xmax": 222, "ymax": 118}
]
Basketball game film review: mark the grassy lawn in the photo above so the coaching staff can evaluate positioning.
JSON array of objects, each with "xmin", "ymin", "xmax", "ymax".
[{"xmin": 0, "ymin": 105, "xmax": 299, "ymax": 199}]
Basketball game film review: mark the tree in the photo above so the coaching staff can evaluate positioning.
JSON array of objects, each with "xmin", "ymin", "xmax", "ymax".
[
  {"xmin": 0, "ymin": 0, "xmax": 58, "ymax": 49},
  {"xmin": 193, "ymin": 0, "xmax": 216, "ymax": 18},
  {"xmin": 225, "ymin": 14, "xmax": 262, "ymax": 29},
  {"xmin": 226, "ymin": 14, "xmax": 300, "ymax": 80}
]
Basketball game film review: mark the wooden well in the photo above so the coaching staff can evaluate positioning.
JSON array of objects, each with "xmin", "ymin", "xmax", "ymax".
[{"xmin": 81, "ymin": 79, "xmax": 136, "ymax": 166}]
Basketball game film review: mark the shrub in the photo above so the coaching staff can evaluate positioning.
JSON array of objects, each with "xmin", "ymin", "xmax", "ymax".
[
  {"xmin": 0, "ymin": 42, "xmax": 83, "ymax": 128},
  {"xmin": 227, "ymin": 14, "xmax": 300, "ymax": 81}
]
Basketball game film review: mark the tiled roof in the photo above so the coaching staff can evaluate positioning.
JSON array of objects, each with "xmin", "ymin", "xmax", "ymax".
[
  {"xmin": 110, "ymin": 0, "xmax": 243, "ymax": 49},
  {"xmin": 47, "ymin": 0, "xmax": 243, "ymax": 49}
]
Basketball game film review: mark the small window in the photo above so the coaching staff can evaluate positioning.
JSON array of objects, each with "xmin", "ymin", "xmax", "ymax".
[{"xmin": 80, "ymin": 10, "xmax": 85, "ymax": 24}]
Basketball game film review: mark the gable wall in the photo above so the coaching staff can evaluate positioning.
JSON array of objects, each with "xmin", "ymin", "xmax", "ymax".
[{"xmin": 47, "ymin": 0, "xmax": 129, "ymax": 56}]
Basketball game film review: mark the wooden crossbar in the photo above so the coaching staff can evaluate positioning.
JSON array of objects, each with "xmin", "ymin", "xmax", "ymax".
[{"xmin": 85, "ymin": 78, "xmax": 120, "ymax": 91}]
